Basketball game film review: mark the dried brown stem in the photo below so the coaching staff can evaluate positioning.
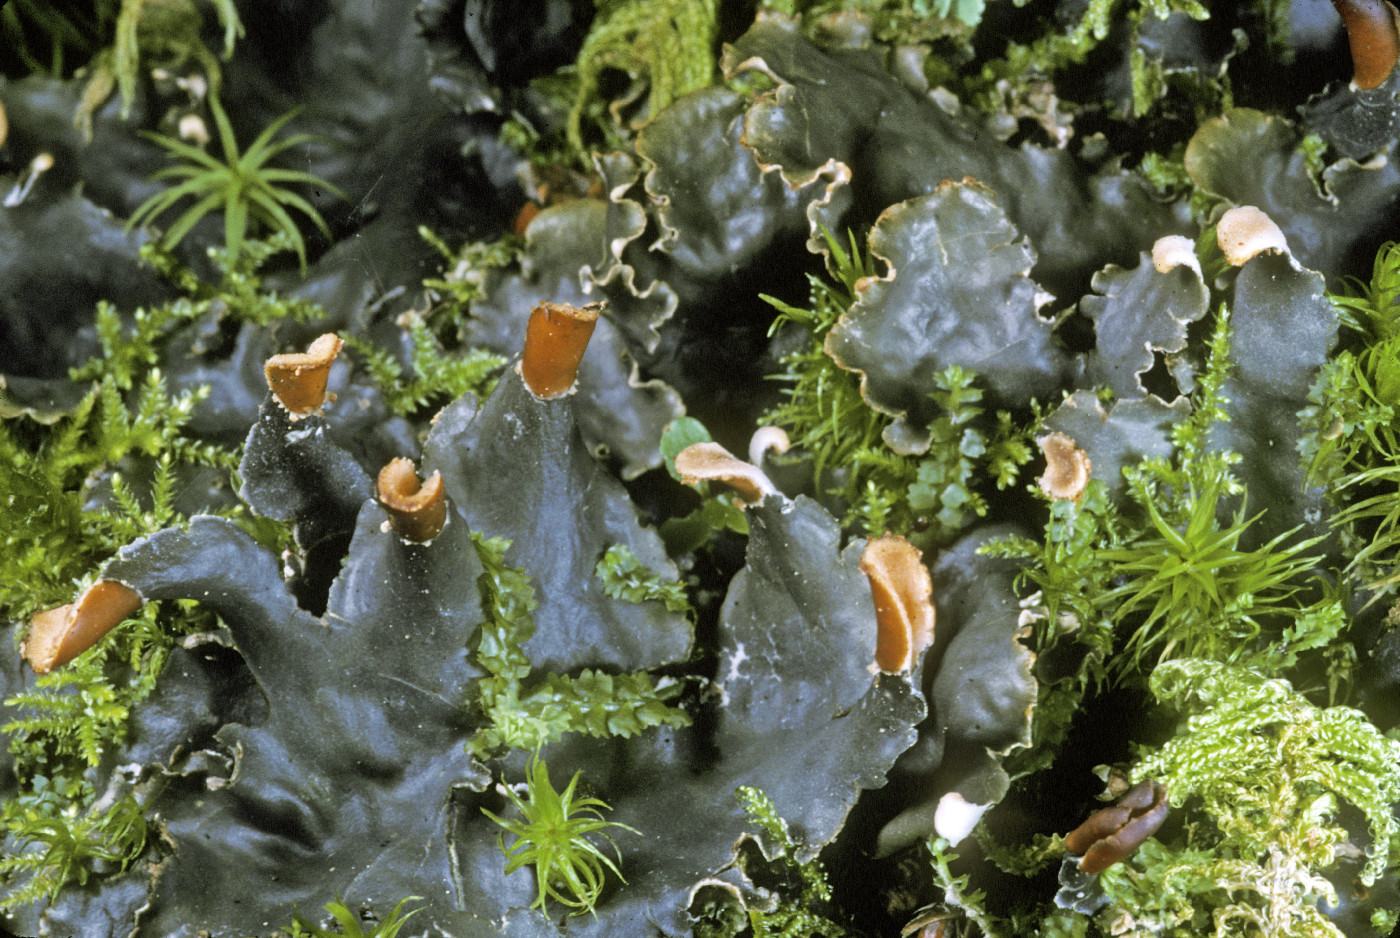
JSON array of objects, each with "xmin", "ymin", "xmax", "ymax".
[
  {"xmin": 264, "ymin": 333, "xmax": 343, "ymax": 416},
  {"xmin": 1332, "ymin": 0, "xmax": 1400, "ymax": 89},
  {"xmin": 518, "ymin": 301, "xmax": 601, "ymax": 399},
  {"xmin": 377, "ymin": 457, "xmax": 448, "ymax": 543},
  {"xmin": 24, "ymin": 581, "xmax": 143, "ymax": 674},
  {"xmin": 1064, "ymin": 779, "xmax": 1169, "ymax": 874}
]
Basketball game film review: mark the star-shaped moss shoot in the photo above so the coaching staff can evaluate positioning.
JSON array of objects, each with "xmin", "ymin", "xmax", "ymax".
[{"xmin": 481, "ymin": 754, "xmax": 638, "ymax": 917}]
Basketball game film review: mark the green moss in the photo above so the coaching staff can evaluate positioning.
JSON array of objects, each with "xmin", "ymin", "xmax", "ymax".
[
  {"xmin": 482, "ymin": 755, "xmax": 637, "ymax": 917},
  {"xmin": 467, "ymin": 534, "xmax": 690, "ymax": 760},
  {"xmin": 984, "ymin": 477, "xmax": 1119, "ymax": 780},
  {"xmin": 1100, "ymin": 659, "xmax": 1400, "ymax": 936},
  {"xmin": 761, "ymin": 229, "xmax": 883, "ymax": 500},
  {"xmin": 923, "ymin": 835, "xmax": 1001, "ymax": 938},
  {"xmin": 0, "ymin": 792, "xmax": 147, "ymax": 910},
  {"xmin": 906, "ymin": 366, "xmax": 1033, "ymax": 542},
  {"xmin": 280, "ymin": 894, "xmax": 423, "ymax": 937},
  {"xmin": 128, "ymin": 95, "xmax": 344, "ymax": 270},
  {"xmin": 1000, "ymin": 309, "xmax": 1340, "ymax": 678},
  {"xmin": 568, "ymin": 0, "xmax": 720, "ymax": 156},
  {"xmin": 595, "ymin": 544, "xmax": 692, "ymax": 615},
  {"xmin": 0, "ymin": 233, "xmax": 324, "ymax": 912},
  {"xmin": 1303, "ymin": 241, "xmax": 1400, "ymax": 595},
  {"xmin": 1143, "ymin": 659, "xmax": 1400, "ymax": 886},
  {"xmin": 3, "ymin": 0, "xmax": 243, "ymax": 140},
  {"xmin": 338, "ymin": 228, "xmax": 516, "ymax": 418},
  {"xmin": 107, "ymin": 0, "xmax": 242, "ymax": 121},
  {"xmin": 341, "ymin": 316, "xmax": 505, "ymax": 419},
  {"xmin": 0, "ymin": 372, "xmax": 228, "ymax": 620},
  {"xmin": 135, "ymin": 234, "xmax": 328, "ymax": 326},
  {"xmin": 419, "ymin": 226, "xmax": 523, "ymax": 310},
  {"xmin": 1101, "ymin": 460, "xmax": 1330, "ymax": 673},
  {"xmin": 966, "ymin": 0, "xmax": 1206, "ymax": 113},
  {"xmin": 732, "ymin": 786, "xmax": 851, "ymax": 937},
  {"xmin": 763, "ymin": 230, "xmax": 1031, "ymax": 540},
  {"xmin": 987, "ymin": 307, "xmax": 1353, "ymax": 792},
  {"xmin": 1088, "ymin": 839, "xmax": 1237, "ymax": 936},
  {"xmin": 1249, "ymin": 0, "xmax": 1294, "ymax": 68}
]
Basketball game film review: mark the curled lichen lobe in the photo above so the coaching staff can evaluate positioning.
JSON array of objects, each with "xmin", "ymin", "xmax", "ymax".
[
  {"xmin": 377, "ymin": 457, "xmax": 448, "ymax": 543},
  {"xmin": 1216, "ymin": 206, "xmax": 1289, "ymax": 267},
  {"xmin": 519, "ymin": 301, "xmax": 601, "ymax": 399},
  {"xmin": 1151, "ymin": 234, "xmax": 1200, "ymax": 278},
  {"xmin": 1332, "ymin": 0, "xmax": 1400, "ymax": 89},
  {"xmin": 264, "ymin": 332, "xmax": 344, "ymax": 416},
  {"xmin": 24, "ymin": 581, "xmax": 144, "ymax": 674},
  {"xmin": 859, "ymin": 534, "xmax": 935, "ymax": 674},
  {"xmin": 747, "ymin": 425, "xmax": 791, "ymax": 467},
  {"xmin": 1036, "ymin": 432, "xmax": 1091, "ymax": 502},
  {"xmin": 674, "ymin": 442, "xmax": 776, "ymax": 505}
]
